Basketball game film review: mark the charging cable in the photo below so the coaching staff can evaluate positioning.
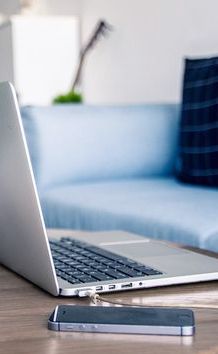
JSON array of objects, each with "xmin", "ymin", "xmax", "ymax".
[{"xmin": 79, "ymin": 290, "xmax": 218, "ymax": 310}]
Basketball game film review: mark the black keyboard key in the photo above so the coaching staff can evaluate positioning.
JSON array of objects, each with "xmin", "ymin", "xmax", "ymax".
[
  {"xmin": 72, "ymin": 263, "xmax": 89, "ymax": 270},
  {"xmin": 104, "ymin": 269, "xmax": 128, "ymax": 279},
  {"xmin": 51, "ymin": 251, "xmax": 59, "ymax": 257},
  {"xmin": 70, "ymin": 255, "xmax": 86, "ymax": 261},
  {"xmin": 58, "ymin": 273, "xmax": 81, "ymax": 284},
  {"xmin": 67, "ymin": 277, "xmax": 80, "ymax": 284},
  {"xmin": 76, "ymin": 275, "xmax": 96, "ymax": 283},
  {"xmin": 61, "ymin": 266, "xmax": 73, "ymax": 273},
  {"xmin": 112, "ymin": 263, "xmax": 125, "ymax": 269},
  {"xmin": 143, "ymin": 269, "xmax": 162, "ymax": 276},
  {"xmin": 58, "ymin": 249, "xmax": 71, "ymax": 256},
  {"xmin": 73, "ymin": 247, "xmax": 83, "ymax": 253},
  {"xmin": 67, "ymin": 253, "xmax": 79, "ymax": 259},
  {"xmin": 74, "ymin": 265, "xmax": 93, "ymax": 272},
  {"xmin": 80, "ymin": 251, "xmax": 93, "ymax": 257},
  {"xmin": 67, "ymin": 271, "xmax": 87, "ymax": 279},
  {"xmin": 59, "ymin": 273, "xmax": 70, "ymax": 281},
  {"xmin": 101, "ymin": 259, "xmax": 117, "ymax": 266},
  {"xmin": 50, "ymin": 243, "xmax": 59, "ymax": 250},
  {"xmin": 118, "ymin": 259, "xmax": 141, "ymax": 267},
  {"xmin": 94, "ymin": 264, "xmax": 110, "ymax": 272},
  {"xmin": 118, "ymin": 267, "xmax": 143, "ymax": 277},
  {"xmin": 66, "ymin": 270, "xmax": 82, "ymax": 276},
  {"xmin": 54, "ymin": 257, "xmax": 62, "ymax": 263},
  {"xmin": 83, "ymin": 260, "xmax": 99, "ymax": 267},
  {"xmin": 55, "ymin": 264, "xmax": 67, "ymax": 270},
  {"xmin": 87, "ymin": 247, "xmax": 122, "ymax": 262},
  {"xmin": 56, "ymin": 255, "xmax": 68, "ymax": 261},
  {"xmin": 64, "ymin": 261, "xmax": 81, "ymax": 267},
  {"xmin": 91, "ymin": 255, "xmax": 104, "ymax": 261},
  {"xmin": 89, "ymin": 271, "xmax": 113, "ymax": 281}
]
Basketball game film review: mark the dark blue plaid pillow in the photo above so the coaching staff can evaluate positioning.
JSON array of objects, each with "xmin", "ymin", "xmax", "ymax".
[{"xmin": 177, "ymin": 57, "xmax": 218, "ymax": 186}]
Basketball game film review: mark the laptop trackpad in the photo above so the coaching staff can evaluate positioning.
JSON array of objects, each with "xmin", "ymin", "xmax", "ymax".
[{"xmin": 102, "ymin": 242, "xmax": 185, "ymax": 259}]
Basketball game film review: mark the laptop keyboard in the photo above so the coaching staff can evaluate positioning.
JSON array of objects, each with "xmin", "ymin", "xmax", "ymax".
[{"xmin": 50, "ymin": 237, "xmax": 163, "ymax": 285}]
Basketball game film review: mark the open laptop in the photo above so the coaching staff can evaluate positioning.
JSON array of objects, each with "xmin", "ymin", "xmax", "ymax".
[{"xmin": 0, "ymin": 81, "xmax": 218, "ymax": 297}]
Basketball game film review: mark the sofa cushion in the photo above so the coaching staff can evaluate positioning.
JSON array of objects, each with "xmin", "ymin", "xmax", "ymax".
[
  {"xmin": 39, "ymin": 177, "xmax": 218, "ymax": 252},
  {"xmin": 21, "ymin": 104, "xmax": 179, "ymax": 191},
  {"xmin": 177, "ymin": 57, "xmax": 218, "ymax": 186}
]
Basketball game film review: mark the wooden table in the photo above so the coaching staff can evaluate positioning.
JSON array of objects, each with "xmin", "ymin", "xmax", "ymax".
[{"xmin": 0, "ymin": 229, "xmax": 218, "ymax": 354}]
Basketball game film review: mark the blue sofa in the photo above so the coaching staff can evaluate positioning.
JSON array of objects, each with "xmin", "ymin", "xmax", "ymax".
[{"xmin": 21, "ymin": 104, "xmax": 218, "ymax": 252}]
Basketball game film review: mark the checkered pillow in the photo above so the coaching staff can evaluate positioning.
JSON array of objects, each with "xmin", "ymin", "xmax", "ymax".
[{"xmin": 177, "ymin": 57, "xmax": 218, "ymax": 186}]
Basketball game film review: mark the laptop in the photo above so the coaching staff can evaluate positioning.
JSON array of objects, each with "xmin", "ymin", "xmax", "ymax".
[{"xmin": 0, "ymin": 81, "xmax": 218, "ymax": 297}]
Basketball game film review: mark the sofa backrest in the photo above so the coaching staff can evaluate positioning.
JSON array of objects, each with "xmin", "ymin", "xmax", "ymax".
[{"xmin": 21, "ymin": 104, "xmax": 180, "ymax": 191}]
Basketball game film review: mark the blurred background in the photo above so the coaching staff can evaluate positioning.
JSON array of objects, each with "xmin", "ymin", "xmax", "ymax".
[{"xmin": 0, "ymin": 0, "xmax": 218, "ymax": 105}]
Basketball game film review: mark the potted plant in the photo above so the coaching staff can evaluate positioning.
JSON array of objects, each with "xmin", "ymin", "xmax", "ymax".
[{"xmin": 53, "ymin": 20, "xmax": 112, "ymax": 104}]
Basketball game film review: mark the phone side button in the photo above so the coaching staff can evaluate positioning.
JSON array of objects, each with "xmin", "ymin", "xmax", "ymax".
[
  {"xmin": 79, "ymin": 325, "xmax": 86, "ymax": 330},
  {"xmin": 64, "ymin": 325, "xmax": 84, "ymax": 330},
  {"xmin": 65, "ymin": 325, "xmax": 75, "ymax": 330},
  {"xmin": 91, "ymin": 325, "xmax": 98, "ymax": 330}
]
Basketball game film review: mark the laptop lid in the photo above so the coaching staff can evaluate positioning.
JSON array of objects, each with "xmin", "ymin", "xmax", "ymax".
[{"xmin": 0, "ymin": 82, "xmax": 59, "ymax": 296}]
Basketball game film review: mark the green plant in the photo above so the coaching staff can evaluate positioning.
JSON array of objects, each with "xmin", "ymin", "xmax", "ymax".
[
  {"xmin": 53, "ymin": 90, "xmax": 83, "ymax": 104},
  {"xmin": 52, "ymin": 19, "xmax": 112, "ymax": 104}
]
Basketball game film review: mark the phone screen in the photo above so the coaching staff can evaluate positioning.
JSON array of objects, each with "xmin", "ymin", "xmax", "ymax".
[{"xmin": 55, "ymin": 305, "xmax": 194, "ymax": 327}]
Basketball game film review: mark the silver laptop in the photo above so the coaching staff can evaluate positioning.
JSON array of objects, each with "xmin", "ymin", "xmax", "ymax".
[{"xmin": 0, "ymin": 81, "xmax": 218, "ymax": 297}]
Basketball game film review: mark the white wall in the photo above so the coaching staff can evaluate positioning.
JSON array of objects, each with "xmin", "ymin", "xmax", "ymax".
[
  {"xmin": 82, "ymin": 0, "xmax": 218, "ymax": 104},
  {"xmin": 1, "ymin": 1, "xmax": 218, "ymax": 105},
  {"xmin": 37, "ymin": 0, "xmax": 81, "ymax": 16}
]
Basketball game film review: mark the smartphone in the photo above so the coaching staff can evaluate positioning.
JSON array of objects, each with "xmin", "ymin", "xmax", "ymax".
[{"xmin": 48, "ymin": 305, "xmax": 195, "ymax": 336}]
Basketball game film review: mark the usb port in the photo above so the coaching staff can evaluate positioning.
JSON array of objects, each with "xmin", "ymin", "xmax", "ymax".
[
  {"xmin": 108, "ymin": 285, "xmax": 116, "ymax": 290},
  {"xmin": 96, "ymin": 286, "xmax": 103, "ymax": 291},
  {"xmin": 121, "ymin": 283, "xmax": 132, "ymax": 288}
]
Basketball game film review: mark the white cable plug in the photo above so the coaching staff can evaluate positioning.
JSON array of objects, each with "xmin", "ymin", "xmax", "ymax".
[{"xmin": 76, "ymin": 289, "xmax": 100, "ymax": 304}]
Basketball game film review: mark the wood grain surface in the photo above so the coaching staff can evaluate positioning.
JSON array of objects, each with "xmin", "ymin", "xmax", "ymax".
[{"xmin": 0, "ymin": 229, "xmax": 218, "ymax": 354}]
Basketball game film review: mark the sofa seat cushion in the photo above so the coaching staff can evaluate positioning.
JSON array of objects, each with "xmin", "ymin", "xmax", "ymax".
[{"xmin": 40, "ymin": 177, "xmax": 218, "ymax": 252}]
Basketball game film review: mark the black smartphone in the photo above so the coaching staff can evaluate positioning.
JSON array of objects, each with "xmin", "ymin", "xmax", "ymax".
[{"xmin": 48, "ymin": 305, "xmax": 195, "ymax": 336}]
